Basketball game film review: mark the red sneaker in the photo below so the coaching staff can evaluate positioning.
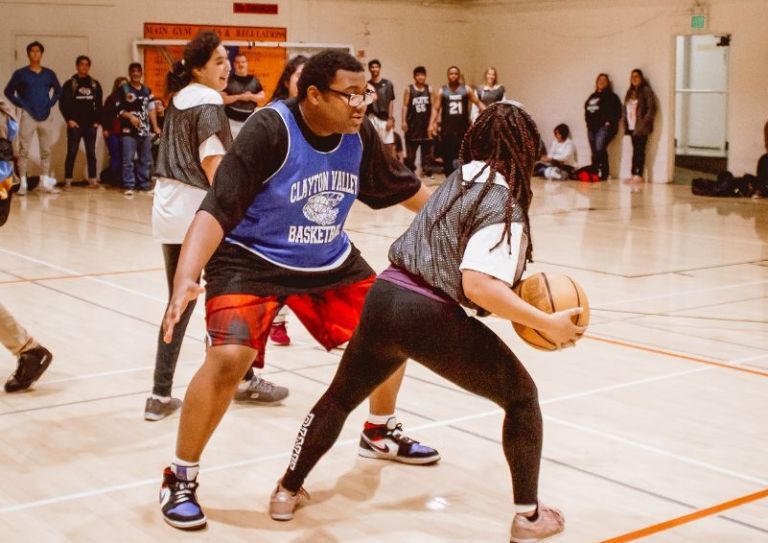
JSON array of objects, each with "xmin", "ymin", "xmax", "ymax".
[{"xmin": 269, "ymin": 322, "xmax": 291, "ymax": 346}]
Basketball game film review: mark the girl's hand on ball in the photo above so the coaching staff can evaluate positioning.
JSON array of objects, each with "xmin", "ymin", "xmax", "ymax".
[{"xmin": 544, "ymin": 307, "xmax": 584, "ymax": 349}]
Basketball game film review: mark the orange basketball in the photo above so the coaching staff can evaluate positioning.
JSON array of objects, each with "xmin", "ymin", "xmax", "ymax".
[{"xmin": 512, "ymin": 272, "xmax": 590, "ymax": 351}]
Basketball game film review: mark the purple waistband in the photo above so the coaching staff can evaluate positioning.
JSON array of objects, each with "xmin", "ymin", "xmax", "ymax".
[{"xmin": 378, "ymin": 265, "xmax": 455, "ymax": 305}]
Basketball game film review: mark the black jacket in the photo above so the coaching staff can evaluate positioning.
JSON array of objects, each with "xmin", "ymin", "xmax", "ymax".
[
  {"xmin": 584, "ymin": 89, "xmax": 622, "ymax": 131},
  {"xmin": 59, "ymin": 75, "xmax": 103, "ymax": 126}
]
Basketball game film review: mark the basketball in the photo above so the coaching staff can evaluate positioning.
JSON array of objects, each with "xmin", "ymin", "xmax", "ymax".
[{"xmin": 512, "ymin": 273, "xmax": 590, "ymax": 351}]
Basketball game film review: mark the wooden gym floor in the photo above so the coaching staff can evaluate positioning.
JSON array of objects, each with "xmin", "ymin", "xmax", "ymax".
[{"xmin": 0, "ymin": 178, "xmax": 766, "ymax": 542}]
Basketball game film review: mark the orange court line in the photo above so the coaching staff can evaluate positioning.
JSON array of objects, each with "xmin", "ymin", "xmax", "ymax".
[
  {"xmin": 0, "ymin": 267, "xmax": 164, "ymax": 285},
  {"xmin": 600, "ymin": 488, "xmax": 768, "ymax": 542},
  {"xmin": 584, "ymin": 334, "xmax": 768, "ymax": 379}
]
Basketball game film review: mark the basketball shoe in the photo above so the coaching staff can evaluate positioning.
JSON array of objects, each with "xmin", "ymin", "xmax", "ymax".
[
  {"xmin": 359, "ymin": 417, "xmax": 440, "ymax": 465},
  {"xmin": 5, "ymin": 345, "xmax": 53, "ymax": 392},
  {"xmin": 159, "ymin": 467, "xmax": 206, "ymax": 530},
  {"xmin": 269, "ymin": 321, "xmax": 291, "ymax": 346},
  {"xmin": 510, "ymin": 504, "xmax": 565, "ymax": 542},
  {"xmin": 144, "ymin": 397, "xmax": 182, "ymax": 421},
  {"xmin": 269, "ymin": 479, "xmax": 310, "ymax": 521},
  {"xmin": 234, "ymin": 375, "xmax": 289, "ymax": 405}
]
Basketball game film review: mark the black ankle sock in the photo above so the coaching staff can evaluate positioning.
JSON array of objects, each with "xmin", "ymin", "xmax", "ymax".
[{"xmin": 243, "ymin": 367, "xmax": 254, "ymax": 381}]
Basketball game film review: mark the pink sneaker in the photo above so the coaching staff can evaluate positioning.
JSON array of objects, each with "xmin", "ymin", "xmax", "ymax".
[
  {"xmin": 269, "ymin": 480, "xmax": 309, "ymax": 520},
  {"xmin": 269, "ymin": 322, "xmax": 291, "ymax": 346},
  {"xmin": 510, "ymin": 504, "xmax": 565, "ymax": 543}
]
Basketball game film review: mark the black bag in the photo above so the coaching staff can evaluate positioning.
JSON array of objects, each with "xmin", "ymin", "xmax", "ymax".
[{"xmin": 692, "ymin": 171, "xmax": 754, "ymax": 198}]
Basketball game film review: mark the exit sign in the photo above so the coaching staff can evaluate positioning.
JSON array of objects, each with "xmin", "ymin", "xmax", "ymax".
[{"xmin": 691, "ymin": 14, "xmax": 705, "ymax": 29}]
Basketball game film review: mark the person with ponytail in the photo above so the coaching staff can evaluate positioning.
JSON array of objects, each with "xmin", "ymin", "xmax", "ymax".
[
  {"xmin": 145, "ymin": 31, "xmax": 231, "ymax": 421},
  {"xmin": 270, "ymin": 102, "xmax": 582, "ymax": 543}
]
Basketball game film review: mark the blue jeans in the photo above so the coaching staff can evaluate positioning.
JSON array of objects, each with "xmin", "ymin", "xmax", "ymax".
[
  {"xmin": 105, "ymin": 134, "xmax": 123, "ymax": 179},
  {"xmin": 587, "ymin": 124, "xmax": 616, "ymax": 179},
  {"xmin": 121, "ymin": 134, "xmax": 152, "ymax": 190}
]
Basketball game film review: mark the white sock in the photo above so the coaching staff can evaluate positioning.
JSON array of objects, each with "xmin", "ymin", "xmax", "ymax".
[
  {"xmin": 171, "ymin": 457, "xmax": 199, "ymax": 481},
  {"xmin": 515, "ymin": 503, "xmax": 537, "ymax": 516},
  {"xmin": 150, "ymin": 394, "xmax": 171, "ymax": 403},
  {"xmin": 367, "ymin": 413, "xmax": 395, "ymax": 426}
]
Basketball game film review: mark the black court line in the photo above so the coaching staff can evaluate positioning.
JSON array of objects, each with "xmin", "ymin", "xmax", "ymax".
[
  {"xmin": 453, "ymin": 425, "xmax": 768, "ymax": 536},
  {"xmin": 628, "ymin": 320, "xmax": 768, "ymax": 354},
  {"xmin": 592, "ymin": 308, "xmax": 768, "ymax": 326},
  {"xmin": 40, "ymin": 210, "xmax": 154, "ymax": 237},
  {"xmin": 0, "ymin": 269, "xmax": 201, "ymax": 341},
  {"xmin": 259, "ymin": 362, "xmax": 768, "ymax": 537},
  {"xmin": 0, "ymin": 361, "xmax": 340, "ymax": 417},
  {"xmin": 627, "ymin": 259, "xmax": 768, "ymax": 279}
]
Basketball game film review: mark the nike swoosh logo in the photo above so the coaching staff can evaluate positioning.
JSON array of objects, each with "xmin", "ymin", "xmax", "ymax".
[{"xmin": 363, "ymin": 435, "xmax": 389, "ymax": 454}]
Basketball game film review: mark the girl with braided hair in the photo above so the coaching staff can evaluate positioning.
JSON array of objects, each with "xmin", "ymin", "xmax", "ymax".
[{"xmin": 270, "ymin": 101, "xmax": 583, "ymax": 542}]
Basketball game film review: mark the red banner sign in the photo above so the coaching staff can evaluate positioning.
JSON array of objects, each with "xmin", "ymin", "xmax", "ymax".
[{"xmin": 143, "ymin": 22, "xmax": 286, "ymax": 41}]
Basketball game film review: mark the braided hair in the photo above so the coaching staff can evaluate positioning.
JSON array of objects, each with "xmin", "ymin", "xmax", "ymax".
[{"xmin": 432, "ymin": 102, "xmax": 541, "ymax": 264}]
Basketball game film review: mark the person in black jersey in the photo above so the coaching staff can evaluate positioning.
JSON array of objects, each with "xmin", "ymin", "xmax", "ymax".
[
  {"xmin": 429, "ymin": 65, "xmax": 485, "ymax": 176},
  {"xmin": 401, "ymin": 66, "xmax": 433, "ymax": 176},
  {"xmin": 366, "ymin": 59, "xmax": 396, "ymax": 157},
  {"xmin": 269, "ymin": 102, "xmax": 581, "ymax": 542},
  {"xmin": 221, "ymin": 52, "xmax": 265, "ymax": 138}
]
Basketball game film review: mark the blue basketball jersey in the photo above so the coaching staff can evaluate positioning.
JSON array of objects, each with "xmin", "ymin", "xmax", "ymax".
[{"xmin": 225, "ymin": 101, "xmax": 364, "ymax": 271}]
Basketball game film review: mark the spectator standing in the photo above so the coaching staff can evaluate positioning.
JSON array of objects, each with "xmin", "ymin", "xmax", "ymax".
[
  {"xmin": 429, "ymin": 66, "xmax": 485, "ymax": 176},
  {"xmin": 584, "ymin": 73, "xmax": 622, "ymax": 180},
  {"xmin": 101, "ymin": 77, "xmax": 128, "ymax": 185},
  {"xmin": 476, "ymin": 66, "xmax": 506, "ymax": 107},
  {"xmin": 118, "ymin": 62, "xmax": 161, "ymax": 196},
  {"xmin": 401, "ymin": 66, "xmax": 433, "ymax": 177},
  {"xmin": 623, "ymin": 68, "xmax": 656, "ymax": 183},
  {"xmin": 3, "ymin": 40, "xmax": 61, "ymax": 194},
  {"xmin": 59, "ymin": 55, "xmax": 103, "ymax": 190},
  {"xmin": 221, "ymin": 53, "xmax": 264, "ymax": 139},
  {"xmin": 366, "ymin": 59, "xmax": 396, "ymax": 157}
]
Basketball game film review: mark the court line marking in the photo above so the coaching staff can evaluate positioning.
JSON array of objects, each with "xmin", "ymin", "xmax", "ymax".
[
  {"xmin": 3, "ymin": 243, "xmax": 767, "ymax": 316},
  {"xmin": 0, "ymin": 247, "xmax": 171, "ymax": 305},
  {"xmin": 0, "ymin": 355, "xmax": 768, "ymax": 514},
  {"xmin": 600, "ymin": 488, "xmax": 768, "ymax": 543},
  {"xmin": 450, "ymin": 425, "xmax": 768, "ymax": 536},
  {"xmin": 544, "ymin": 415, "xmax": 768, "ymax": 486},
  {"xmin": 584, "ymin": 333, "xmax": 768, "ymax": 378},
  {"xmin": 0, "ymin": 266, "xmax": 164, "ymax": 285}
]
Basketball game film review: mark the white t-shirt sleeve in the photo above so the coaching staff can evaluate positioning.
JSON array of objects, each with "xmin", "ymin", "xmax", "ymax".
[
  {"xmin": 198, "ymin": 135, "xmax": 226, "ymax": 162},
  {"xmin": 459, "ymin": 222, "xmax": 524, "ymax": 286}
]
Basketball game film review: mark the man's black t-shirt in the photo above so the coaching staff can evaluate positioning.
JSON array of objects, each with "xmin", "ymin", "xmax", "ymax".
[{"xmin": 200, "ymin": 98, "xmax": 422, "ymax": 298}]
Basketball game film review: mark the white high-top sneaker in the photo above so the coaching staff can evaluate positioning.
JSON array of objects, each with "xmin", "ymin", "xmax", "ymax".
[
  {"xmin": 18, "ymin": 176, "xmax": 27, "ymax": 196},
  {"xmin": 41, "ymin": 175, "xmax": 61, "ymax": 194}
]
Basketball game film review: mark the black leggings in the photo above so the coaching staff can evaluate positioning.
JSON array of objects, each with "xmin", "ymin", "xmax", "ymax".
[
  {"xmin": 64, "ymin": 125, "xmax": 98, "ymax": 179},
  {"xmin": 281, "ymin": 279, "xmax": 543, "ymax": 505},
  {"xmin": 151, "ymin": 244, "xmax": 198, "ymax": 397}
]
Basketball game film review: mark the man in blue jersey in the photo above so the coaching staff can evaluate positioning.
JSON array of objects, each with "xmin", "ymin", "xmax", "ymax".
[{"xmin": 157, "ymin": 50, "xmax": 437, "ymax": 530}]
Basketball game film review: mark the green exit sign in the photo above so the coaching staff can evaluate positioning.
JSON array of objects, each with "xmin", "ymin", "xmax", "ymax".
[{"xmin": 691, "ymin": 14, "xmax": 705, "ymax": 29}]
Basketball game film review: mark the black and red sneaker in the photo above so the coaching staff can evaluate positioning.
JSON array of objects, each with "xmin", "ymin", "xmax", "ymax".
[{"xmin": 358, "ymin": 417, "xmax": 440, "ymax": 465}]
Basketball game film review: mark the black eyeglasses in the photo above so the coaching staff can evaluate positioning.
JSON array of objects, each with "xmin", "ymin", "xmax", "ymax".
[{"xmin": 324, "ymin": 88, "xmax": 375, "ymax": 107}]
